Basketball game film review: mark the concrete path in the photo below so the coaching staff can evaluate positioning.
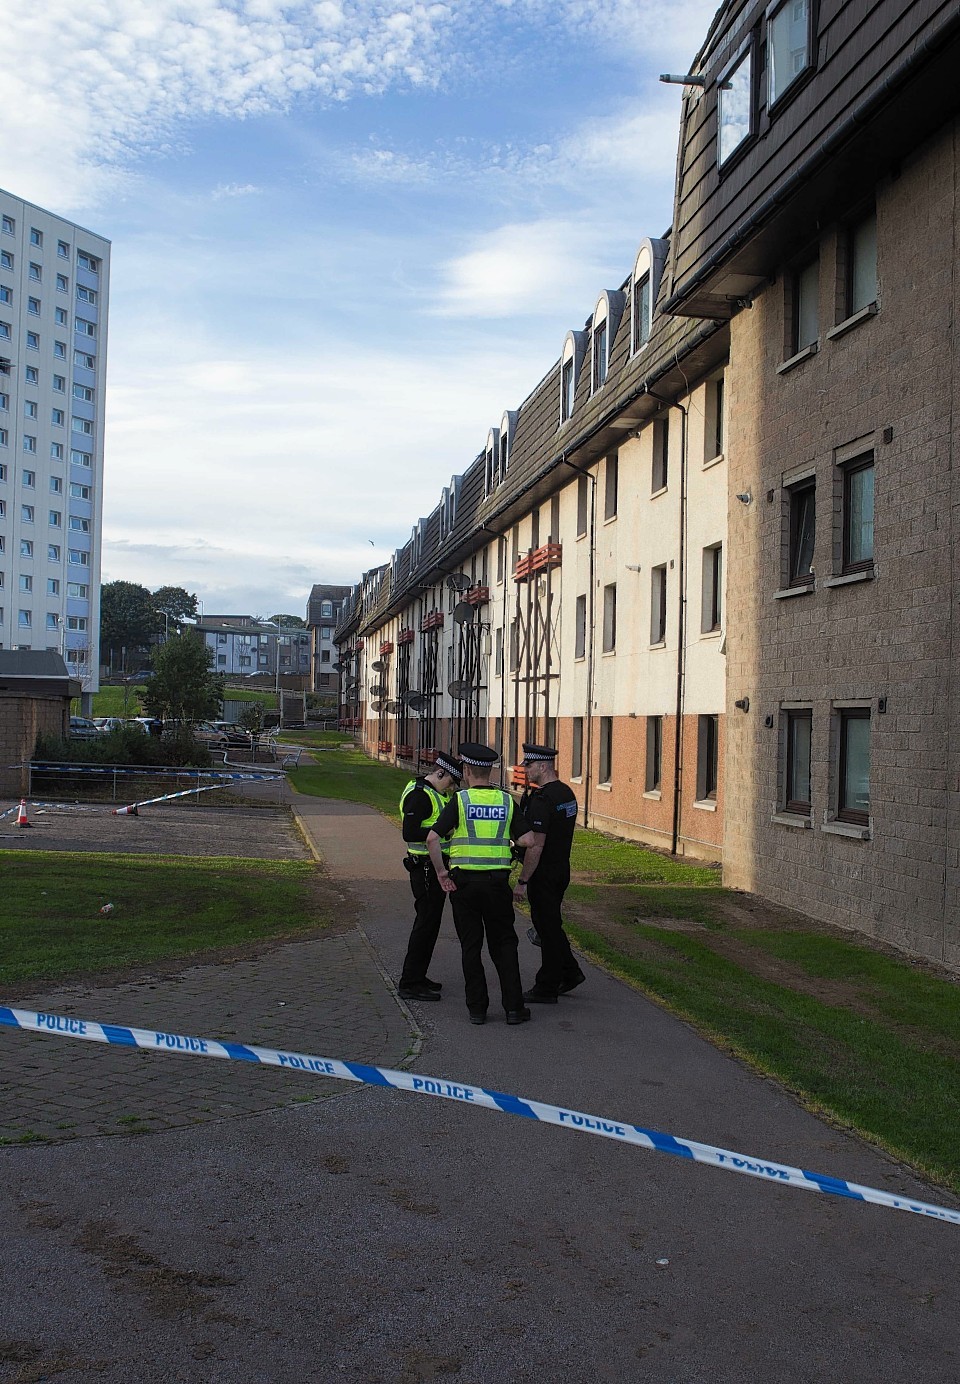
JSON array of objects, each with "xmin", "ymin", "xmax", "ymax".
[{"xmin": 2, "ymin": 788, "xmax": 959, "ymax": 1383}]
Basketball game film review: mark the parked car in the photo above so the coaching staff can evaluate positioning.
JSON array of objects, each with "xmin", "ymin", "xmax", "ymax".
[
  {"xmin": 209, "ymin": 721, "xmax": 253, "ymax": 747},
  {"xmin": 93, "ymin": 717, "xmax": 126, "ymax": 734},
  {"xmin": 191, "ymin": 722, "xmax": 231, "ymax": 748},
  {"xmin": 69, "ymin": 716, "xmax": 99, "ymax": 739}
]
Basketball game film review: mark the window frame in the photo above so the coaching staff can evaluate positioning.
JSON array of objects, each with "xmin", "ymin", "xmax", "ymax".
[
  {"xmin": 652, "ymin": 414, "xmax": 669, "ymax": 493},
  {"xmin": 845, "ymin": 209, "xmax": 878, "ymax": 319},
  {"xmin": 645, "ymin": 715, "xmax": 663, "ymax": 793},
  {"xmin": 841, "ymin": 453, "xmax": 875, "ymax": 575},
  {"xmin": 790, "ymin": 256, "xmax": 819, "ymax": 355},
  {"xmin": 696, "ymin": 714, "xmax": 720, "ymax": 802},
  {"xmin": 787, "ymin": 477, "xmax": 816, "ymax": 587},
  {"xmin": 717, "ymin": 38, "xmax": 756, "ymax": 170},
  {"xmin": 602, "ymin": 583, "xmax": 617, "ymax": 654},
  {"xmin": 599, "ymin": 716, "xmax": 613, "ymax": 785},
  {"xmin": 837, "ymin": 707, "xmax": 870, "ymax": 825},
  {"xmin": 604, "ymin": 452, "xmax": 619, "ymax": 521},
  {"xmin": 766, "ymin": 0, "xmax": 816, "ymax": 112},
  {"xmin": 784, "ymin": 708, "xmax": 812, "ymax": 815},
  {"xmin": 651, "ymin": 565, "xmax": 668, "ymax": 645}
]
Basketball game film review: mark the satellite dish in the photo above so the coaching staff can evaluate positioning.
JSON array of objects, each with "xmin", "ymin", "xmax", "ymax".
[
  {"xmin": 406, "ymin": 693, "xmax": 429, "ymax": 713},
  {"xmin": 369, "ymin": 684, "xmax": 387, "ymax": 698},
  {"xmin": 331, "ymin": 662, "xmax": 344, "ymax": 672},
  {"xmin": 384, "ymin": 700, "xmax": 400, "ymax": 714},
  {"xmin": 448, "ymin": 680, "xmax": 474, "ymax": 701},
  {"xmin": 452, "ymin": 601, "xmax": 475, "ymax": 625},
  {"xmin": 370, "ymin": 699, "xmax": 383, "ymax": 712},
  {"xmin": 446, "ymin": 572, "xmax": 470, "ymax": 592},
  {"xmin": 371, "ymin": 659, "xmax": 386, "ymax": 672}
]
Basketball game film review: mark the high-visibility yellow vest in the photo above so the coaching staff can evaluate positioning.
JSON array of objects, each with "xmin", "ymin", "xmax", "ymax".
[
  {"xmin": 447, "ymin": 787, "xmax": 513, "ymax": 870},
  {"xmin": 400, "ymin": 778, "xmax": 445, "ymax": 857}
]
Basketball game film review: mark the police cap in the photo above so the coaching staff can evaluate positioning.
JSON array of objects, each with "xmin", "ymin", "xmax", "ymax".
[
  {"xmin": 522, "ymin": 742, "xmax": 558, "ymax": 764},
  {"xmin": 434, "ymin": 751, "xmax": 462, "ymax": 781},
  {"xmin": 458, "ymin": 742, "xmax": 499, "ymax": 767}
]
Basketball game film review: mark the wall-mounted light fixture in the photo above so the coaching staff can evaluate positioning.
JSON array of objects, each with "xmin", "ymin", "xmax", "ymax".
[
  {"xmin": 736, "ymin": 490, "xmax": 753, "ymax": 505},
  {"xmin": 734, "ymin": 697, "xmax": 750, "ymax": 712}
]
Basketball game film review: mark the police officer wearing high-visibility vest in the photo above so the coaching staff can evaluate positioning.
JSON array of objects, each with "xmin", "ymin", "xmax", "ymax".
[
  {"xmin": 427, "ymin": 743, "xmax": 536, "ymax": 1025},
  {"xmin": 514, "ymin": 741, "xmax": 586, "ymax": 1003},
  {"xmin": 397, "ymin": 750, "xmax": 463, "ymax": 1003}
]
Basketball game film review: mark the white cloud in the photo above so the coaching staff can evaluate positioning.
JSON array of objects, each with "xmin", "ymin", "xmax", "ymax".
[{"xmin": 211, "ymin": 182, "xmax": 261, "ymax": 199}]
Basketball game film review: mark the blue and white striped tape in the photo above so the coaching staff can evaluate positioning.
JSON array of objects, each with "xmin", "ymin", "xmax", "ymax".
[
  {"xmin": 29, "ymin": 767, "xmax": 282, "ymax": 782},
  {"xmin": 1, "ymin": 1005, "xmax": 957, "ymax": 1226}
]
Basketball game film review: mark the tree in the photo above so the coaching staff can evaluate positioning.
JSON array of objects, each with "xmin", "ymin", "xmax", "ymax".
[
  {"xmin": 153, "ymin": 585, "xmax": 199, "ymax": 633},
  {"xmin": 270, "ymin": 614, "xmax": 306, "ymax": 628},
  {"xmin": 141, "ymin": 632, "xmax": 224, "ymax": 723},
  {"xmin": 99, "ymin": 581, "xmax": 161, "ymax": 673}
]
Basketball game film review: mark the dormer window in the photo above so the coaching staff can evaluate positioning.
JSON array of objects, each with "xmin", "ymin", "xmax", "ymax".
[
  {"xmin": 718, "ymin": 43, "xmax": 755, "ymax": 166},
  {"xmin": 484, "ymin": 428, "xmax": 500, "ymax": 496},
  {"xmin": 559, "ymin": 330, "xmax": 586, "ymax": 425},
  {"xmin": 768, "ymin": 0, "xmax": 813, "ymax": 108},
  {"xmin": 592, "ymin": 317, "xmax": 608, "ymax": 391},
  {"xmin": 410, "ymin": 518, "xmax": 425, "ymax": 569},
  {"xmin": 439, "ymin": 476, "xmax": 461, "ymax": 542},
  {"xmin": 500, "ymin": 410, "xmax": 517, "ymax": 477},
  {"xmin": 631, "ymin": 240, "xmax": 668, "ymax": 355},
  {"xmin": 591, "ymin": 292, "xmax": 624, "ymax": 395}
]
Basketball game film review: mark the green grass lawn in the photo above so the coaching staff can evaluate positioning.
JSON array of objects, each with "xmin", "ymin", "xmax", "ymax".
[
  {"xmin": 223, "ymin": 686, "xmax": 279, "ymax": 708},
  {"xmin": 86, "ymin": 685, "xmax": 147, "ymax": 717},
  {"xmin": 279, "ymin": 730, "xmax": 356, "ymax": 748},
  {"xmin": 0, "ymin": 852, "xmax": 328, "ymax": 988},
  {"xmin": 290, "ymin": 749, "xmax": 410, "ymax": 820}
]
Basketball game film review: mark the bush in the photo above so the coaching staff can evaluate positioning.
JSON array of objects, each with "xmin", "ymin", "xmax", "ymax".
[{"xmin": 33, "ymin": 727, "xmax": 213, "ymax": 768}]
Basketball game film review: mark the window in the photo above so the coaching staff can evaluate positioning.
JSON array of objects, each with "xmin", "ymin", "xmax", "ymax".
[
  {"xmin": 494, "ymin": 625, "xmax": 504, "ymax": 677},
  {"xmin": 0, "ymin": 322, "xmax": 9, "ymax": 341},
  {"xmin": 30, "ymin": 228, "xmax": 42, "ymax": 247},
  {"xmin": 45, "ymin": 613, "xmax": 57, "ymax": 631},
  {"xmin": 838, "ymin": 708, "xmax": 870, "ymax": 824},
  {"xmin": 651, "ymin": 565, "xmax": 667, "ymax": 644},
  {"xmin": 25, "ymin": 365, "xmax": 38, "ymax": 384},
  {"xmin": 645, "ymin": 716, "xmax": 663, "ymax": 792},
  {"xmin": 321, "ymin": 649, "xmax": 330, "ymax": 664},
  {"xmin": 484, "ymin": 434, "xmax": 499, "ymax": 495},
  {"xmin": 67, "ymin": 616, "xmax": 87, "ymax": 631},
  {"xmin": 51, "ymin": 478, "xmax": 63, "ymax": 495},
  {"xmin": 604, "ymin": 452, "xmax": 618, "ymax": 520},
  {"xmin": 572, "ymin": 717, "xmax": 583, "ymax": 777},
  {"xmin": 599, "ymin": 717, "xmax": 613, "ymax": 785},
  {"xmin": 53, "ymin": 374, "xmax": 65, "ymax": 392},
  {"xmin": 632, "ymin": 273, "xmax": 651, "ymax": 351},
  {"xmin": 846, "ymin": 211, "xmax": 877, "ymax": 316},
  {"xmin": 55, "ymin": 308, "xmax": 67, "ymax": 326},
  {"xmin": 791, "ymin": 258, "xmax": 819, "ymax": 353},
  {"xmin": 0, "ymin": 286, "xmax": 10, "ymax": 305},
  {"xmin": 788, "ymin": 478, "xmax": 816, "ymax": 585},
  {"xmin": 0, "ymin": 430, "xmax": 6, "ymax": 447},
  {"xmin": 217, "ymin": 654, "xmax": 227, "ymax": 665},
  {"xmin": 23, "ymin": 436, "xmax": 36, "ymax": 454},
  {"xmin": 26, "ymin": 332, "xmax": 39, "ymax": 350},
  {"xmin": 785, "ymin": 709, "xmax": 812, "ymax": 814},
  {"xmin": 0, "ymin": 393, "xmax": 6, "ymax": 411},
  {"xmin": 561, "ymin": 357, "xmax": 575, "ymax": 422},
  {"xmin": 509, "ymin": 618, "xmax": 519, "ymax": 673},
  {"xmin": 71, "ymin": 449, "xmax": 91, "ymax": 466},
  {"xmin": 76, "ymin": 318, "xmax": 96, "ymax": 338},
  {"xmin": 1, "ymin": 216, "xmax": 13, "ymax": 235},
  {"xmin": 47, "ymin": 578, "xmax": 59, "ymax": 596},
  {"xmin": 768, "ymin": 0, "xmax": 813, "ymax": 106},
  {"xmin": 18, "ymin": 610, "xmax": 32, "ymax": 629},
  {"xmin": 24, "ymin": 400, "xmax": 37, "ymax": 419},
  {"xmin": 58, "ymin": 240, "xmax": 69, "ymax": 258},
  {"xmin": 575, "ymin": 594, "xmax": 587, "ymax": 659},
  {"xmin": 706, "ymin": 375, "xmax": 725, "ymax": 461},
  {"xmin": 842, "ymin": 454, "xmax": 874, "ymax": 573},
  {"xmin": 27, "ymin": 296, "xmax": 40, "ymax": 316},
  {"xmin": 57, "ymin": 274, "xmax": 68, "ymax": 293},
  {"xmin": 67, "ymin": 583, "xmax": 88, "ymax": 598},
  {"xmin": 19, "ymin": 575, "xmax": 32, "ymax": 592},
  {"xmin": 69, "ymin": 549, "xmax": 89, "ymax": 566},
  {"xmin": 21, "ymin": 504, "xmax": 34, "ymax": 522},
  {"xmin": 697, "ymin": 714, "xmax": 719, "ymax": 800},
  {"xmin": 0, "ymin": 250, "xmax": 12, "ymax": 268},
  {"xmin": 320, "ymin": 600, "xmax": 333, "ymax": 618},
  {"xmin": 77, "ymin": 252, "xmax": 99, "ymax": 272},
  {"xmin": 72, "ymin": 417, "xmax": 93, "ymax": 435},
  {"xmin": 22, "ymin": 468, "xmax": 35, "ymax": 486},
  {"xmin": 69, "ymin": 482, "xmax": 90, "ymax": 499},
  {"xmin": 76, "ymin": 285, "xmax": 97, "ymax": 304},
  {"xmin": 74, "ymin": 351, "xmax": 95, "ymax": 370},
  {"xmin": 576, "ymin": 473, "xmax": 589, "ymax": 536},
  {"xmin": 592, "ymin": 317, "xmax": 608, "ymax": 391},
  {"xmin": 698, "ymin": 544, "xmax": 721, "ymax": 633},
  {"xmin": 52, "ymin": 409, "xmax": 64, "ymax": 426},
  {"xmin": 29, "ymin": 262, "xmax": 41, "ymax": 282},
  {"xmin": 54, "ymin": 341, "xmax": 66, "ymax": 359},
  {"xmin": 21, "ymin": 539, "xmax": 34, "ymax": 557},
  {"xmin": 652, "ymin": 415, "xmax": 669, "ymax": 491},
  {"xmin": 48, "ymin": 544, "xmax": 60, "ymax": 561},
  {"xmin": 718, "ymin": 46, "xmax": 754, "ymax": 166},
  {"xmin": 73, "ymin": 384, "xmax": 94, "ymax": 402},
  {"xmin": 49, "ymin": 511, "xmax": 61, "ymax": 527},
  {"xmin": 602, "ymin": 583, "xmax": 617, "ymax": 653},
  {"xmin": 50, "ymin": 443, "xmax": 63, "ymax": 460}
]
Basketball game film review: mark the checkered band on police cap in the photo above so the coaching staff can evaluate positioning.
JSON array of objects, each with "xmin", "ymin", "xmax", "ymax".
[
  {"xmin": 434, "ymin": 751, "xmax": 462, "ymax": 781},
  {"xmin": 522, "ymin": 742, "xmax": 558, "ymax": 763},
  {"xmin": 458, "ymin": 742, "xmax": 499, "ymax": 767}
]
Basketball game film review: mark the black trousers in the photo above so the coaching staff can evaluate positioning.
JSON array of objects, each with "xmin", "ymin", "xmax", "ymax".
[
  {"xmin": 528, "ymin": 870, "xmax": 578, "ymax": 995},
  {"xmin": 449, "ymin": 869, "xmax": 524, "ymax": 1014},
  {"xmin": 399, "ymin": 858, "xmax": 446, "ymax": 986}
]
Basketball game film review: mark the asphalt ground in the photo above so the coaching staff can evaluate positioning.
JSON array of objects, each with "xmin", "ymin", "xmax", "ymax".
[{"xmin": 2, "ymin": 789, "xmax": 960, "ymax": 1382}]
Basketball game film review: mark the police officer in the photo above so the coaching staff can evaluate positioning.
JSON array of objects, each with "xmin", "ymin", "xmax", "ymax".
[
  {"xmin": 514, "ymin": 741, "xmax": 586, "ymax": 1004},
  {"xmin": 427, "ymin": 743, "xmax": 535, "ymax": 1025},
  {"xmin": 397, "ymin": 750, "xmax": 463, "ymax": 1003}
]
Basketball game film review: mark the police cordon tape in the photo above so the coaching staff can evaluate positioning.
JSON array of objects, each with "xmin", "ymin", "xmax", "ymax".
[{"xmin": 2, "ymin": 1006, "xmax": 958, "ymax": 1227}]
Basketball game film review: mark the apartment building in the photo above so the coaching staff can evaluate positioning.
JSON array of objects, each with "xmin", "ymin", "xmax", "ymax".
[
  {"xmin": 197, "ymin": 615, "xmax": 311, "ymax": 684},
  {"xmin": 306, "ymin": 583, "xmax": 351, "ymax": 698},
  {"xmin": 0, "ymin": 190, "xmax": 109, "ymax": 702}
]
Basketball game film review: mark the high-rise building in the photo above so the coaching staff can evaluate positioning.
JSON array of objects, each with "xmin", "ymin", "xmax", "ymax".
[{"xmin": 0, "ymin": 189, "xmax": 110, "ymax": 705}]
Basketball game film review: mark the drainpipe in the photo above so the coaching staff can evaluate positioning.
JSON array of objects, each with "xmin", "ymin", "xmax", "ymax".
[
  {"xmin": 562, "ymin": 458, "xmax": 597, "ymax": 829},
  {"xmin": 648, "ymin": 390, "xmax": 689, "ymax": 856}
]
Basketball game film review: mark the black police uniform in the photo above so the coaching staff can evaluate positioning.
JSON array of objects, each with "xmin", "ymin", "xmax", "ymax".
[
  {"xmin": 399, "ymin": 776, "xmax": 448, "ymax": 992},
  {"xmin": 432, "ymin": 745, "xmax": 533, "ymax": 1022},
  {"xmin": 520, "ymin": 751, "xmax": 584, "ymax": 998}
]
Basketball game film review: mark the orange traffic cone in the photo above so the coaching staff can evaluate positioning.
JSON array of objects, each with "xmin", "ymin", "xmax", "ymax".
[
  {"xmin": 113, "ymin": 803, "xmax": 139, "ymax": 816},
  {"xmin": 16, "ymin": 798, "xmax": 32, "ymax": 828}
]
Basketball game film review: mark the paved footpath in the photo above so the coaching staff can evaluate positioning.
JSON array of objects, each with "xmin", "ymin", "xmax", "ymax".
[{"xmin": 2, "ymin": 788, "xmax": 960, "ymax": 1383}]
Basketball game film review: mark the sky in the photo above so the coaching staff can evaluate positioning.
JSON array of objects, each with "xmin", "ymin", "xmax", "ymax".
[{"xmin": 4, "ymin": 0, "xmax": 719, "ymax": 618}]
